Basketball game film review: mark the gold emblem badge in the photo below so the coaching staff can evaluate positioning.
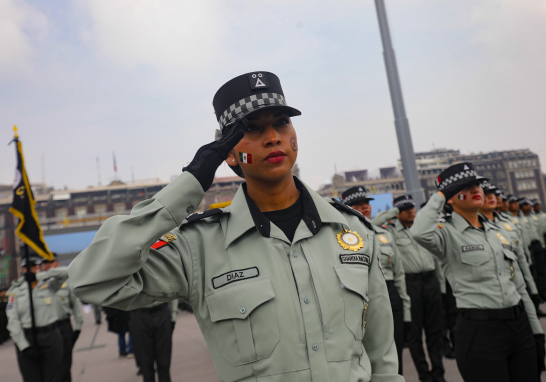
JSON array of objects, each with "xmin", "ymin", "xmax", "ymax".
[
  {"xmin": 163, "ymin": 233, "xmax": 176, "ymax": 243},
  {"xmin": 39, "ymin": 283, "xmax": 48, "ymax": 290},
  {"xmin": 514, "ymin": 218, "xmax": 519, "ymax": 223},
  {"xmin": 337, "ymin": 230, "xmax": 364, "ymax": 252},
  {"xmin": 497, "ymin": 232, "xmax": 510, "ymax": 245},
  {"xmin": 503, "ymin": 222, "xmax": 513, "ymax": 231},
  {"xmin": 61, "ymin": 282, "xmax": 67, "ymax": 288},
  {"xmin": 44, "ymin": 297, "xmax": 51, "ymax": 305},
  {"xmin": 533, "ymin": 216, "xmax": 538, "ymax": 222},
  {"xmin": 378, "ymin": 234, "xmax": 388, "ymax": 244}
]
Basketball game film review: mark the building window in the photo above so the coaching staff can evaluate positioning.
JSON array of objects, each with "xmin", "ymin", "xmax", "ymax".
[
  {"xmin": 75, "ymin": 207, "xmax": 87, "ymax": 218},
  {"xmin": 114, "ymin": 203, "xmax": 126, "ymax": 215},
  {"xmin": 497, "ymin": 171, "xmax": 506, "ymax": 179},
  {"xmin": 56, "ymin": 209, "xmax": 67, "ymax": 219},
  {"xmin": 95, "ymin": 205, "xmax": 106, "ymax": 216}
]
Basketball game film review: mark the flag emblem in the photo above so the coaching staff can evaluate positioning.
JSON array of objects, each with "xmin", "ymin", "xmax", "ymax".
[
  {"xmin": 239, "ymin": 152, "xmax": 252, "ymax": 164},
  {"xmin": 435, "ymin": 176, "xmax": 441, "ymax": 188},
  {"xmin": 458, "ymin": 194, "xmax": 466, "ymax": 200}
]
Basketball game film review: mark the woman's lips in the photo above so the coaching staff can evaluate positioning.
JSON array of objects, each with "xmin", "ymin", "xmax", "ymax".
[
  {"xmin": 472, "ymin": 195, "xmax": 482, "ymax": 200},
  {"xmin": 264, "ymin": 150, "xmax": 286, "ymax": 164}
]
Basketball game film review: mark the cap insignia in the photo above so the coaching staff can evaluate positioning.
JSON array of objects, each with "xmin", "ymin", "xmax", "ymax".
[
  {"xmin": 336, "ymin": 230, "xmax": 364, "ymax": 252},
  {"xmin": 247, "ymin": 72, "xmax": 270, "ymax": 90}
]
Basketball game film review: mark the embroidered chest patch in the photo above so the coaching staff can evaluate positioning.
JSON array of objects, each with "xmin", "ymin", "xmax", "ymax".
[
  {"xmin": 339, "ymin": 253, "xmax": 370, "ymax": 266},
  {"xmin": 212, "ymin": 267, "xmax": 259, "ymax": 289}
]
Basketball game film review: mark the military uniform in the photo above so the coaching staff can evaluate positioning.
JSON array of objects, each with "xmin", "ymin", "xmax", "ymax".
[
  {"xmin": 412, "ymin": 163, "xmax": 543, "ymax": 382},
  {"xmin": 130, "ymin": 300, "xmax": 177, "ymax": 382},
  {"xmin": 373, "ymin": 195, "xmax": 445, "ymax": 382},
  {"xmin": 7, "ymin": 266, "xmax": 69, "ymax": 382},
  {"xmin": 56, "ymin": 279, "xmax": 84, "ymax": 382},
  {"xmin": 341, "ymin": 186, "xmax": 411, "ymax": 375},
  {"xmin": 520, "ymin": 198, "xmax": 546, "ymax": 300}
]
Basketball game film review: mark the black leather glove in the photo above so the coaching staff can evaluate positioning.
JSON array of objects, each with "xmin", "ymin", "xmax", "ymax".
[
  {"xmin": 24, "ymin": 271, "xmax": 36, "ymax": 283},
  {"xmin": 441, "ymin": 181, "xmax": 470, "ymax": 201},
  {"xmin": 531, "ymin": 294, "xmax": 541, "ymax": 309},
  {"xmin": 22, "ymin": 346, "xmax": 40, "ymax": 362},
  {"xmin": 182, "ymin": 117, "xmax": 247, "ymax": 191},
  {"xmin": 72, "ymin": 330, "xmax": 80, "ymax": 346},
  {"xmin": 403, "ymin": 321, "xmax": 412, "ymax": 343},
  {"xmin": 535, "ymin": 334, "xmax": 546, "ymax": 374}
]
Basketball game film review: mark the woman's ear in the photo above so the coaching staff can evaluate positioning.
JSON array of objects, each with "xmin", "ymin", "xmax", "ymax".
[
  {"xmin": 225, "ymin": 150, "xmax": 238, "ymax": 167},
  {"xmin": 447, "ymin": 199, "xmax": 454, "ymax": 205}
]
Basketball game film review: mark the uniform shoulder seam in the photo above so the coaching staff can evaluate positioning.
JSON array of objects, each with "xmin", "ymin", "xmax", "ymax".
[{"xmin": 328, "ymin": 198, "xmax": 375, "ymax": 232}]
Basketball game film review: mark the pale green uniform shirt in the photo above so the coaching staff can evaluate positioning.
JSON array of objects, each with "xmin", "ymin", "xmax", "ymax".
[
  {"xmin": 411, "ymin": 194, "xmax": 542, "ymax": 335},
  {"xmin": 536, "ymin": 210, "xmax": 546, "ymax": 240},
  {"xmin": 6, "ymin": 267, "xmax": 69, "ymax": 351},
  {"xmin": 493, "ymin": 213, "xmax": 538, "ymax": 295},
  {"xmin": 520, "ymin": 212, "xmax": 542, "ymax": 246},
  {"xmin": 503, "ymin": 212, "xmax": 533, "ymax": 265},
  {"xmin": 69, "ymin": 173, "xmax": 403, "ymax": 382},
  {"xmin": 374, "ymin": 225, "xmax": 411, "ymax": 322},
  {"xmin": 56, "ymin": 279, "xmax": 84, "ymax": 330},
  {"xmin": 530, "ymin": 211, "xmax": 546, "ymax": 247},
  {"xmin": 372, "ymin": 208, "xmax": 445, "ymax": 290}
]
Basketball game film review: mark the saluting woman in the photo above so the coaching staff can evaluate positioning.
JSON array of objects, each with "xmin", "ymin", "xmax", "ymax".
[{"xmin": 412, "ymin": 162, "xmax": 545, "ymax": 382}]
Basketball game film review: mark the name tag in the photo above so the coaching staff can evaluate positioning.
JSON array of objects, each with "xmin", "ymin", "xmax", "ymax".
[
  {"xmin": 502, "ymin": 244, "xmax": 513, "ymax": 251},
  {"xmin": 339, "ymin": 253, "xmax": 370, "ymax": 266},
  {"xmin": 212, "ymin": 267, "xmax": 259, "ymax": 289},
  {"xmin": 462, "ymin": 245, "xmax": 484, "ymax": 252}
]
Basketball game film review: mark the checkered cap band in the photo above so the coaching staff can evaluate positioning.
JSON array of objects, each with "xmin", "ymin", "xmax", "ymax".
[
  {"xmin": 394, "ymin": 199, "xmax": 415, "ymax": 208},
  {"xmin": 437, "ymin": 170, "xmax": 477, "ymax": 191},
  {"xmin": 219, "ymin": 93, "xmax": 287, "ymax": 130},
  {"xmin": 342, "ymin": 191, "xmax": 370, "ymax": 204}
]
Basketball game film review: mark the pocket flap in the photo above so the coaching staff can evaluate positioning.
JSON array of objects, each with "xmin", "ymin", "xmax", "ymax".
[
  {"xmin": 503, "ymin": 249, "xmax": 517, "ymax": 261},
  {"xmin": 380, "ymin": 245, "xmax": 393, "ymax": 256},
  {"xmin": 334, "ymin": 265, "xmax": 368, "ymax": 300},
  {"xmin": 206, "ymin": 278, "xmax": 275, "ymax": 322},
  {"xmin": 460, "ymin": 252, "xmax": 490, "ymax": 267}
]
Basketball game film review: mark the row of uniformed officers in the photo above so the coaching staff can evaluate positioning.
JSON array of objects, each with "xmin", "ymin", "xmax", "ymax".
[{"xmin": 61, "ymin": 71, "xmax": 546, "ymax": 382}]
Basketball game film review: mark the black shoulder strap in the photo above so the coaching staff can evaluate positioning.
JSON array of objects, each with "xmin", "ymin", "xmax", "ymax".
[
  {"xmin": 329, "ymin": 199, "xmax": 375, "ymax": 232},
  {"xmin": 180, "ymin": 208, "xmax": 224, "ymax": 228}
]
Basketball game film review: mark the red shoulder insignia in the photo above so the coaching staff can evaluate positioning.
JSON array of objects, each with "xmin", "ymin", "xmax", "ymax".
[
  {"xmin": 382, "ymin": 225, "xmax": 387, "ymax": 229},
  {"xmin": 151, "ymin": 240, "xmax": 168, "ymax": 250}
]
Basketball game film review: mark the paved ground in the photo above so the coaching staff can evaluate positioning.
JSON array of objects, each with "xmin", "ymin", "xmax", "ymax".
[{"xmin": 1, "ymin": 305, "xmax": 546, "ymax": 382}]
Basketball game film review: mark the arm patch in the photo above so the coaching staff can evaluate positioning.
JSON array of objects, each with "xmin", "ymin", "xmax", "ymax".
[{"xmin": 151, "ymin": 240, "xmax": 168, "ymax": 250}]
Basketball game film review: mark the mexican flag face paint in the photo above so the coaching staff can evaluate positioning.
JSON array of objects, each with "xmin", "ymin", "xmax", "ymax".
[
  {"xmin": 239, "ymin": 152, "xmax": 252, "ymax": 164},
  {"xmin": 458, "ymin": 194, "xmax": 466, "ymax": 200}
]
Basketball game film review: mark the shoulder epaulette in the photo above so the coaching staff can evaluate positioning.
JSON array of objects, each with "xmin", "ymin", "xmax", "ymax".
[
  {"xmin": 329, "ymin": 199, "xmax": 375, "ymax": 232},
  {"xmin": 180, "ymin": 208, "xmax": 225, "ymax": 228}
]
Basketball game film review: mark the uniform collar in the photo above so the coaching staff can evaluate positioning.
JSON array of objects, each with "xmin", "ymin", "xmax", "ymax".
[
  {"xmin": 452, "ymin": 211, "xmax": 494, "ymax": 233},
  {"xmin": 395, "ymin": 219, "xmax": 409, "ymax": 232},
  {"xmin": 224, "ymin": 176, "xmax": 348, "ymax": 248}
]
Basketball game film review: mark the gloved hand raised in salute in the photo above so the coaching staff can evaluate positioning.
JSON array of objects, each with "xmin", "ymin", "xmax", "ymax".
[{"xmin": 183, "ymin": 117, "xmax": 247, "ymax": 191}]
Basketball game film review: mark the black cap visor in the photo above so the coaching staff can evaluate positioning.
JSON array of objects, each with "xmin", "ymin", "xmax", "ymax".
[{"xmin": 224, "ymin": 105, "xmax": 301, "ymax": 130}]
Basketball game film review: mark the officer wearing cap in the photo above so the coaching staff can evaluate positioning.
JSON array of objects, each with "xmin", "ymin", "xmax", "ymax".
[
  {"xmin": 43, "ymin": 253, "xmax": 84, "ymax": 382},
  {"xmin": 479, "ymin": 183, "xmax": 544, "ymax": 315},
  {"xmin": 6, "ymin": 254, "xmax": 69, "ymax": 382},
  {"xmin": 373, "ymin": 195, "xmax": 445, "ymax": 382},
  {"xmin": 341, "ymin": 186, "xmax": 411, "ymax": 375},
  {"xmin": 69, "ymin": 71, "xmax": 403, "ymax": 382},
  {"xmin": 520, "ymin": 197, "xmax": 546, "ymax": 301},
  {"xmin": 533, "ymin": 199, "xmax": 546, "ymax": 245},
  {"xmin": 412, "ymin": 162, "xmax": 545, "ymax": 381}
]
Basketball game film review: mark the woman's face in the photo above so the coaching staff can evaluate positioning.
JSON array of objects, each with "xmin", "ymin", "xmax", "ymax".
[
  {"xmin": 480, "ymin": 192, "xmax": 497, "ymax": 212},
  {"xmin": 226, "ymin": 108, "xmax": 297, "ymax": 183},
  {"xmin": 448, "ymin": 181, "xmax": 484, "ymax": 212}
]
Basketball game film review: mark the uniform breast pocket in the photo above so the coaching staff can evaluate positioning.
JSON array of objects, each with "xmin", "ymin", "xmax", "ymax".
[
  {"xmin": 57, "ymin": 289, "xmax": 69, "ymax": 303},
  {"xmin": 379, "ymin": 246, "xmax": 394, "ymax": 272},
  {"xmin": 503, "ymin": 249, "xmax": 518, "ymax": 279},
  {"xmin": 460, "ymin": 251, "xmax": 494, "ymax": 281},
  {"xmin": 205, "ymin": 277, "xmax": 280, "ymax": 366},
  {"xmin": 334, "ymin": 265, "xmax": 369, "ymax": 341}
]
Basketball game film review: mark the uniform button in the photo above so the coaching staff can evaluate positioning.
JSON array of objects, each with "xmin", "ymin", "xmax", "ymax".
[
  {"xmin": 186, "ymin": 206, "xmax": 193, "ymax": 213},
  {"xmin": 304, "ymin": 297, "xmax": 310, "ymax": 304},
  {"xmin": 240, "ymin": 307, "xmax": 246, "ymax": 314},
  {"xmin": 312, "ymin": 344, "xmax": 319, "ymax": 351},
  {"xmin": 293, "ymin": 251, "xmax": 298, "ymax": 258}
]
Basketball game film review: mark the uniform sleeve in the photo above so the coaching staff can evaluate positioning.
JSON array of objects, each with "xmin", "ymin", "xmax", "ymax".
[
  {"xmin": 434, "ymin": 257, "xmax": 446, "ymax": 294},
  {"xmin": 69, "ymin": 172, "xmax": 204, "ymax": 310},
  {"xmin": 170, "ymin": 300, "xmax": 178, "ymax": 322},
  {"xmin": 513, "ymin": 237, "xmax": 538, "ymax": 295},
  {"xmin": 391, "ymin": 241, "xmax": 411, "ymax": 322},
  {"xmin": 372, "ymin": 208, "xmax": 399, "ymax": 227},
  {"xmin": 411, "ymin": 193, "xmax": 449, "ymax": 260},
  {"xmin": 69, "ymin": 289, "xmax": 84, "ymax": 331},
  {"xmin": 363, "ymin": 236, "xmax": 404, "ymax": 381},
  {"xmin": 37, "ymin": 267, "xmax": 69, "ymax": 292},
  {"xmin": 6, "ymin": 291, "xmax": 30, "ymax": 351},
  {"xmin": 514, "ymin": 263, "xmax": 543, "ymax": 334}
]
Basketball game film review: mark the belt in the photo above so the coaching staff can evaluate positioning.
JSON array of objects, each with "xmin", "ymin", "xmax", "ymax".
[
  {"xmin": 24, "ymin": 322, "xmax": 58, "ymax": 335},
  {"xmin": 138, "ymin": 303, "xmax": 167, "ymax": 314},
  {"xmin": 56, "ymin": 318, "xmax": 71, "ymax": 326},
  {"xmin": 405, "ymin": 270, "xmax": 435, "ymax": 281},
  {"xmin": 459, "ymin": 300, "xmax": 524, "ymax": 321}
]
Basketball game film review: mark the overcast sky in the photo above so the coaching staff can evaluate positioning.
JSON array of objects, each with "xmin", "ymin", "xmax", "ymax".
[{"xmin": 1, "ymin": 0, "xmax": 545, "ymax": 191}]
